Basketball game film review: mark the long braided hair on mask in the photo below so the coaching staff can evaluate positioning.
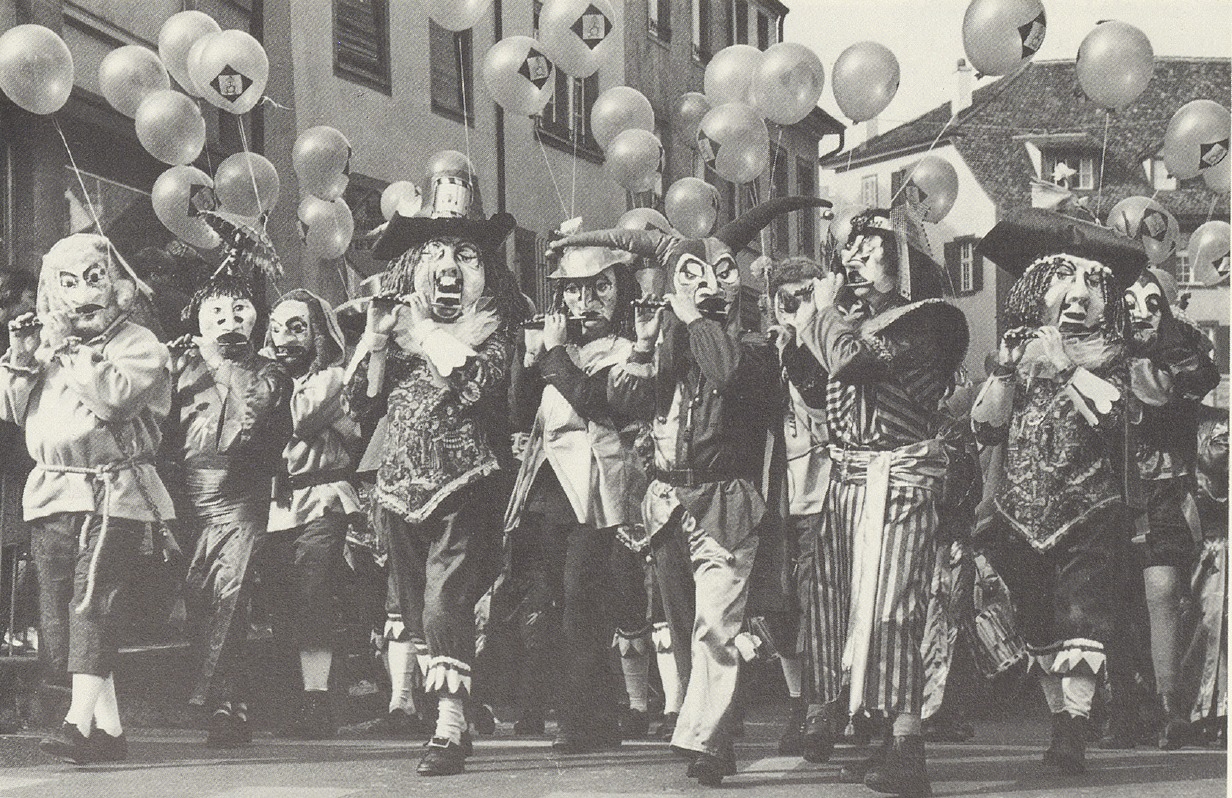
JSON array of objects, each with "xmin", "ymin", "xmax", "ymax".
[
  {"xmin": 1004, "ymin": 254, "xmax": 1126, "ymax": 338},
  {"xmin": 379, "ymin": 240, "xmax": 526, "ymax": 332}
]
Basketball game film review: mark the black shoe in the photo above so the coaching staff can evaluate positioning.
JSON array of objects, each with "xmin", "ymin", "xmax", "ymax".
[
  {"xmin": 285, "ymin": 691, "xmax": 335, "ymax": 740},
  {"xmin": 688, "ymin": 747, "xmax": 736, "ymax": 787},
  {"xmin": 778, "ymin": 699, "xmax": 806, "ymax": 755},
  {"xmin": 1042, "ymin": 713, "xmax": 1086, "ymax": 774},
  {"xmin": 621, "ymin": 708, "xmax": 649, "ymax": 739},
  {"xmin": 1159, "ymin": 693, "xmax": 1192, "ymax": 751},
  {"xmin": 40, "ymin": 722, "xmax": 95, "ymax": 764},
  {"xmin": 206, "ymin": 706, "xmax": 248, "ymax": 748},
  {"xmin": 514, "ymin": 714, "xmax": 545, "ymax": 736},
  {"xmin": 864, "ymin": 735, "xmax": 932, "ymax": 796},
  {"xmin": 658, "ymin": 711, "xmax": 678, "ymax": 740},
  {"xmin": 417, "ymin": 736, "xmax": 466, "ymax": 776},
  {"xmin": 839, "ymin": 734, "xmax": 889, "ymax": 783},
  {"xmin": 801, "ymin": 710, "xmax": 834, "ymax": 763},
  {"xmin": 89, "ymin": 729, "xmax": 127, "ymax": 763},
  {"xmin": 470, "ymin": 703, "xmax": 496, "ymax": 735}
]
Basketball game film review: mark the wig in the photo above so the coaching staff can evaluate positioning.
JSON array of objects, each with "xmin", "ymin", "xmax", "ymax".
[
  {"xmin": 267, "ymin": 288, "xmax": 346, "ymax": 374},
  {"xmin": 379, "ymin": 238, "xmax": 527, "ymax": 332},
  {"xmin": 1004, "ymin": 254, "xmax": 1126, "ymax": 337}
]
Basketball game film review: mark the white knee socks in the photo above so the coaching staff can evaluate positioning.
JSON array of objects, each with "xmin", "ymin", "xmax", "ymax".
[
  {"xmin": 65, "ymin": 673, "xmax": 105, "ymax": 737},
  {"xmin": 621, "ymin": 651, "xmax": 650, "ymax": 713},
  {"xmin": 1061, "ymin": 674, "xmax": 1096, "ymax": 719},
  {"xmin": 780, "ymin": 655, "xmax": 803, "ymax": 700},
  {"xmin": 300, "ymin": 648, "xmax": 333, "ymax": 693},
  {"xmin": 434, "ymin": 696, "xmax": 466, "ymax": 744},
  {"xmin": 386, "ymin": 639, "xmax": 416, "ymax": 714},
  {"xmin": 92, "ymin": 674, "xmax": 123, "ymax": 737}
]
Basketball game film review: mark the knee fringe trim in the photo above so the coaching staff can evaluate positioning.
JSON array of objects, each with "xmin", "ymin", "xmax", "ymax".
[
  {"xmin": 651, "ymin": 622, "xmax": 672, "ymax": 653},
  {"xmin": 384, "ymin": 617, "xmax": 409, "ymax": 642},
  {"xmin": 613, "ymin": 628, "xmax": 651, "ymax": 657},
  {"xmin": 424, "ymin": 657, "xmax": 472, "ymax": 696},
  {"xmin": 1028, "ymin": 638, "xmax": 1106, "ymax": 677}
]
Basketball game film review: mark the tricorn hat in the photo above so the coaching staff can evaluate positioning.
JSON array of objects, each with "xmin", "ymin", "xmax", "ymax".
[
  {"xmin": 372, "ymin": 152, "xmax": 515, "ymax": 261},
  {"xmin": 976, "ymin": 207, "xmax": 1147, "ymax": 291}
]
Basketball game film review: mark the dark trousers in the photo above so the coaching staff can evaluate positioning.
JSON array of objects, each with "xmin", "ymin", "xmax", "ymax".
[
  {"xmin": 377, "ymin": 478, "xmax": 498, "ymax": 696},
  {"xmin": 183, "ymin": 515, "xmax": 266, "ymax": 708},
  {"xmin": 31, "ymin": 513, "xmax": 144, "ymax": 678},
  {"xmin": 263, "ymin": 511, "xmax": 347, "ymax": 653}
]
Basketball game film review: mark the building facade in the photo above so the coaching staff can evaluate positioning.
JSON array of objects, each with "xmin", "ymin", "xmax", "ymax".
[{"xmin": 820, "ymin": 58, "xmax": 1231, "ymax": 405}]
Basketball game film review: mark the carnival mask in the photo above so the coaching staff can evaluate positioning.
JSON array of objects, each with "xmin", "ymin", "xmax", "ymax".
[
  {"xmin": 269, "ymin": 299, "xmax": 313, "ymax": 374},
  {"xmin": 1124, "ymin": 277, "xmax": 1164, "ymax": 346},
  {"xmin": 561, "ymin": 266, "xmax": 618, "ymax": 340},
  {"xmin": 673, "ymin": 249, "xmax": 739, "ymax": 322},
  {"xmin": 773, "ymin": 278, "xmax": 815, "ymax": 328},
  {"xmin": 198, "ymin": 293, "xmax": 258, "ymax": 359},
  {"xmin": 841, "ymin": 232, "xmax": 897, "ymax": 297},
  {"xmin": 40, "ymin": 237, "xmax": 133, "ymax": 339},
  {"xmin": 1043, "ymin": 256, "xmax": 1108, "ymax": 333},
  {"xmin": 412, "ymin": 237, "xmax": 485, "ymax": 322}
]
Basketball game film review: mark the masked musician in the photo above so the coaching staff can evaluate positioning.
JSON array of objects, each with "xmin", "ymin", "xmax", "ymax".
[{"xmin": 1, "ymin": 235, "xmax": 175, "ymax": 764}]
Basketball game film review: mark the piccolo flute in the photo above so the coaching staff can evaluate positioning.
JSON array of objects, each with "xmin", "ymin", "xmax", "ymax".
[
  {"xmin": 521, "ymin": 313, "xmax": 588, "ymax": 330},
  {"xmin": 631, "ymin": 298, "xmax": 670, "ymax": 310}
]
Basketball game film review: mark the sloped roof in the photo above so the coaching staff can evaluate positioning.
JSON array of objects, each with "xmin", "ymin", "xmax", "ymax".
[{"xmin": 821, "ymin": 58, "xmax": 1231, "ymax": 222}]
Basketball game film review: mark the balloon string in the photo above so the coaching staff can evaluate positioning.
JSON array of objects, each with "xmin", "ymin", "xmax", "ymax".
[
  {"xmin": 887, "ymin": 111, "xmax": 958, "ymax": 207},
  {"xmin": 54, "ymin": 117, "xmax": 104, "ymax": 235},
  {"xmin": 236, "ymin": 116, "xmax": 266, "ymax": 230},
  {"xmin": 537, "ymin": 132, "xmax": 570, "ymax": 220},
  {"xmin": 457, "ymin": 35, "xmax": 473, "ymax": 178},
  {"xmin": 1095, "ymin": 110, "xmax": 1111, "ymax": 217},
  {"xmin": 1207, "ymin": 195, "xmax": 1217, "ymax": 223},
  {"xmin": 570, "ymin": 79, "xmax": 580, "ymax": 218}
]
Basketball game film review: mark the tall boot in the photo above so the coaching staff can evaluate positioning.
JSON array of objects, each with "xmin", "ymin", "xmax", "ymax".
[
  {"xmin": 801, "ymin": 702, "xmax": 834, "ymax": 763},
  {"xmin": 778, "ymin": 696, "xmax": 806, "ymax": 755},
  {"xmin": 1158, "ymin": 692, "xmax": 1192, "ymax": 750},
  {"xmin": 1043, "ymin": 712, "xmax": 1067, "ymax": 765},
  {"xmin": 863, "ymin": 734, "xmax": 931, "ymax": 797}
]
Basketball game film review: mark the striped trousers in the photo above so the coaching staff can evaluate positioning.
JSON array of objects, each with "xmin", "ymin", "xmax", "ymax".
[
  {"xmin": 797, "ymin": 510, "xmax": 852, "ymax": 706},
  {"xmin": 832, "ymin": 442, "xmax": 944, "ymax": 717}
]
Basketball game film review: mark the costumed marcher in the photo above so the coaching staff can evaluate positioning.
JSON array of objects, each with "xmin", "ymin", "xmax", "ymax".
[
  {"xmin": 1181, "ymin": 405, "xmax": 1228, "ymax": 746},
  {"xmin": 168, "ymin": 244, "xmax": 292, "ymax": 747},
  {"xmin": 754, "ymin": 254, "xmax": 834, "ymax": 760},
  {"xmin": 501, "ymin": 236, "xmax": 647, "ymax": 752},
  {"xmin": 1123, "ymin": 268, "xmax": 1219, "ymax": 749},
  {"xmin": 261, "ymin": 290, "xmax": 362, "ymax": 739},
  {"xmin": 793, "ymin": 208, "xmax": 968, "ymax": 797},
  {"xmin": 971, "ymin": 207, "xmax": 1145, "ymax": 774},
  {"xmin": 343, "ymin": 157, "xmax": 518, "ymax": 777},
  {"xmin": 550, "ymin": 196, "xmax": 828, "ymax": 786},
  {"xmin": 0, "ymin": 234, "xmax": 176, "ymax": 763}
]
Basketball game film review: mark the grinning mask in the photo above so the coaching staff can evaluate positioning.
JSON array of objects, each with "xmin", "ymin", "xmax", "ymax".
[
  {"xmin": 1124, "ymin": 274, "xmax": 1164, "ymax": 347},
  {"xmin": 411, "ymin": 237, "xmax": 485, "ymax": 322}
]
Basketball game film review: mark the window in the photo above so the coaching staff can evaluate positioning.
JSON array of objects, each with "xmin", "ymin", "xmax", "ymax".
[
  {"xmin": 796, "ymin": 157, "xmax": 817, "ymax": 256},
  {"xmin": 514, "ymin": 227, "xmax": 549, "ymax": 312},
  {"xmin": 1177, "ymin": 248, "xmax": 1196, "ymax": 285},
  {"xmin": 732, "ymin": 0, "xmax": 748, "ymax": 44},
  {"xmin": 430, "ymin": 21, "xmax": 474, "ymax": 124},
  {"xmin": 1148, "ymin": 158, "xmax": 1178, "ymax": 191},
  {"xmin": 648, "ymin": 0, "xmax": 671, "ymax": 42},
  {"xmin": 772, "ymin": 145, "xmax": 790, "ymax": 254},
  {"xmin": 65, "ymin": 167, "xmax": 148, "ymax": 236},
  {"xmin": 538, "ymin": 71, "xmax": 600, "ymax": 156},
  {"xmin": 334, "ymin": 0, "xmax": 391, "ymax": 93},
  {"xmin": 756, "ymin": 9, "xmax": 770, "ymax": 49},
  {"xmin": 691, "ymin": 0, "xmax": 711, "ymax": 62},
  {"xmin": 944, "ymin": 236, "xmax": 983, "ymax": 295},
  {"xmin": 861, "ymin": 174, "xmax": 879, "ymax": 208},
  {"xmin": 1042, "ymin": 150, "xmax": 1097, "ymax": 190}
]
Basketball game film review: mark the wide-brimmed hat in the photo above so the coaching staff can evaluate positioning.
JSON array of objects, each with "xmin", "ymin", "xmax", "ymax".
[
  {"xmin": 371, "ymin": 156, "xmax": 515, "ymax": 261},
  {"xmin": 977, "ymin": 207, "xmax": 1147, "ymax": 291}
]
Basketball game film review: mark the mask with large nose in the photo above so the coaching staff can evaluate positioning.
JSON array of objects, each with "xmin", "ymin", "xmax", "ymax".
[
  {"xmin": 39, "ymin": 234, "xmax": 134, "ymax": 339},
  {"xmin": 412, "ymin": 237, "xmax": 485, "ymax": 322},
  {"xmin": 671, "ymin": 240, "xmax": 741, "ymax": 322},
  {"xmin": 1043, "ymin": 256, "xmax": 1109, "ymax": 333}
]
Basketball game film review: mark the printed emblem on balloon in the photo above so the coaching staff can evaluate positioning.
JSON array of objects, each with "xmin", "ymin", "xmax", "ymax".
[{"xmin": 572, "ymin": 5, "xmax": 611, "ymax": 50}]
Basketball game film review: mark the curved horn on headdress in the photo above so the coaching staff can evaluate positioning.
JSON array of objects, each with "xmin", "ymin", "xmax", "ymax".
[
  {"xmin": 714, "ymin": 196, "xmax": 833, "ymax": 253},
  {"xmin": 546, "ymin": 228, "xmax": 673, "ymax": 265}
]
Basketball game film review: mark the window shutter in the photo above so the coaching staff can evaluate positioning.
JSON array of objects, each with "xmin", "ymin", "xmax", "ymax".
[
  {"xmin": 890, "ymin": 167, "xmax": 907, "ymax": 208},
  {"xmin": 335, "ymin": 0, "xmax": 390, "ymax": 92},
  {"xmin": 944, "ymin": 240, "xmax": 961, "ymax": 296},
  {"xmin": 970, "ymin": 242, "xmax": 983, "ymax": 293}
]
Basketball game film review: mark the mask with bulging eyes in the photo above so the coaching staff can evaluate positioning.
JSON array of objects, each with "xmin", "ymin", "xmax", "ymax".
[
  {"xmin": 412, "ymin": 237, "xmax": 485, "ymax": 322},
  {"xmin": 269, "ymin": 299, "xmax": 313, "ymax": 374},
  {"xmin": 841, "ymin": 232, "xmax": 896, "ymax": 297},
  {"xmin": 1043, "ymin": 256, "xmax": 1108, "ymax": 333},
  {"xmin": 673, "ymin": 251, "xmax": 740, "ymax": 322},
  {"xmin": 1124, "ymin": 277, "xmax": 1164, "ymax": 346}
]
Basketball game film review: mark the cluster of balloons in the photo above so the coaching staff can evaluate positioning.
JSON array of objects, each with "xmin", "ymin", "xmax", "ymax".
[
  {"xmin": 593, "ymin": 86, "xmax": 661, "ymax": 193},
  {"xmin": 152, "ymin": 151, "xmax": 282, "ymax": 246},
  {"xmin": 481, "ymin": 0, "xmax": 618, "ymax": 118},
  {"xmin": 293, "ymin": 126, "xmax": 355, "ymax": 260}
]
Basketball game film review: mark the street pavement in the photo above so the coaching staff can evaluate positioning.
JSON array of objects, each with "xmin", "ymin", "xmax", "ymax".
[{"xmin": 0, "ymin": 707, "xmax": 1224, "ymax": 798}]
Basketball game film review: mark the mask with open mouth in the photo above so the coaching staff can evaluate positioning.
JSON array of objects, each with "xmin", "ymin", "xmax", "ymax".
[
  {"xmin": 1124, "ymin": 276, "xmax": 1164, "ymax": 346},
  {"xmin": 268, "ymin": 298, "xmax": 314, "ymax": 374},
  {"xmin": 40, "ymin": 235, "xmax": 134, "ymax": 339},
  {"xmin": 840, "ymin": 213, "xmax": 899, "ymax": 298},
  {"xmin": 197, "ymin": 292, "xmax": 257, "ymax": 360},
  {"xmin": 412, "ymin": 238, "xmax": 485, "ymax": 322},
  {"xmin": 673, "ymin": 249, "xmax": 740, "ymax": 323},
  {"xmin": 1042, "ymin": 256, "xmax": 1109, "ymax": 333},
  {"xmin": 560, "ymin": 265, "xmax": 619, "ymax": 341}
]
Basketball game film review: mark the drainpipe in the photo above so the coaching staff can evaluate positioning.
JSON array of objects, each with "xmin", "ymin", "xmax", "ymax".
[{"xmin": 494, "ymin": 0, "xmax": 506, "ymax": 214}]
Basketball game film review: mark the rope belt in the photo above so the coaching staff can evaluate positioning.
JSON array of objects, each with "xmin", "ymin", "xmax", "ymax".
[
  {"xmin": 830, "ymin": 440, "xmax": 946, "ymax": 717},
  {"xmin": 42, "ymin": 457, "xmax": 152, "ymax": 616}
]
